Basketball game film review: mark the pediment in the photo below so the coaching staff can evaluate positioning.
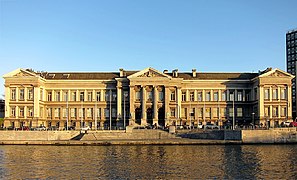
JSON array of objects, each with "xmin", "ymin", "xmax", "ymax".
[
  {"xmin": 128, "ymin": 67, "xmax": 172, "ymax": 79},
  {"xmin": 259, "ymin": 68, "xmax": 294, "ymax": 79},
  {"xmin": 3, "ymin": 68, "xmax": 38, "ymax": 78}
]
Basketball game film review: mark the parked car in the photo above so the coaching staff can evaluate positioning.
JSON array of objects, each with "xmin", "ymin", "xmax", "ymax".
[
  {"xmin": 290, "ymin": 121, "xmax": 297, "ymax": 127},
  {"xmin": 35, "ymin": 126, "xmax": 46, "ymax": 131},
  {"xmin": 205, "ymin": 123, "xmax": 219, "ymax": 129},
  {"xmin": 197, "ymin": 123, "xmax": 203, "ymax": 129},
  {"xmin": 17, "ymin": 126, "xmax": 30, "ymax": 131},
  {"xmin": 81, "ymin": 126, "xmax": 90, "ymax": 131},
  {"xmin": 7, "ymin": 126, "xmax": 14, "ymax": 130},
  {"xmin": 282, "ymin": 122, "xmax": 291, "ymax": 127}
]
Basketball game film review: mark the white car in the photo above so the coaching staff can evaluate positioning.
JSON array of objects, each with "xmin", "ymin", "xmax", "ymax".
[
  {"xmin": 205, "ymin": 123, "xmax": 219, "ymax": 129},
  {"xmin": 81, "ymin": 126, "xmax": 90, "ymax": 131}
]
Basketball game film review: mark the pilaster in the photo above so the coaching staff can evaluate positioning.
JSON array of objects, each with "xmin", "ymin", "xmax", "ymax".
[{"xmin": 141, "ymin": 86, "xmax": 146, "ymax": 125}]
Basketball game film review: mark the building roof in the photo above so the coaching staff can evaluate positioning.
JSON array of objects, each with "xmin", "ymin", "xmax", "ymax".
[
  {"xmin": 37, "ymin": 71, "xmax": 258, "ymax": 80},
  {"xmin": 167, "ymin": 72, "xmax": 258, "ymax": 80}
]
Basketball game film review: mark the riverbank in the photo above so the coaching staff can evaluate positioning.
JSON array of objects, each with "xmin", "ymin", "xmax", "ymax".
[
  {"xmin": 0, "ymin": 128, "xmax": 296, "ymax": 145},
  {"xmin": 0, "ymin": 139, "xmax": 242, "ymax": 145}
]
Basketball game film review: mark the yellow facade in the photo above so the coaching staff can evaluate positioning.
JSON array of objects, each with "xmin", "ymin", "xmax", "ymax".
[{"xmin": 3, "ymin": 67, "xmax": 294, "ymax": 129}]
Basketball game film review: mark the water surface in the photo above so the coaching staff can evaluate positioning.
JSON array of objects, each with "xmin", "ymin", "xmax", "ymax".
[{"xmin": 0, "ymin": 145, "xmax": 296, "ymax": 179}]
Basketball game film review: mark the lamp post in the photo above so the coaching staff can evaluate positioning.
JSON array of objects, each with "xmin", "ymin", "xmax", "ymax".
[
  {"xmin": 232, "ymin": 93, "xmax": 235, "ymax": 130},
  {"xmin": 66, "ymin": 92, "xmax": 68, "ymax": 131},
  {"xmin": 124, "ymin": 91, "xmax": 128, "ymax": 130},
  {"xmin": 252, "ymin": 112, "xmax": 255, "ymax": 130},
  {"xmin": 109, "ymin": 89, "xmax": 112, "ymax": 130}
]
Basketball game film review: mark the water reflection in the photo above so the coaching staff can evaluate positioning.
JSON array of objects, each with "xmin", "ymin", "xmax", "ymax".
[{"xmin": 0, "ymin": 145, "xmax": 296, "ymax": 179}]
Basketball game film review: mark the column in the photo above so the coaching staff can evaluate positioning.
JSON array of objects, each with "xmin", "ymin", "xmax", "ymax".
[
  {"xmin": 277, "ymin": 86, "xmax": 281, "ymax": 102},
  {"xmin": 24, "ymin": 87, "xmax": 27, "ymax": 101},
  {"xmin": 153, "ymin": 86, "xmax": 158, "ymax": 125},
  {"xmin": 141, "ymin": 86, "xmax": 146, "ymax": 125},
  {"xmin": 218, "ymin": 89, "xmax": 221, "ymax": 101},
  {"xmin": 76, "ymin": 90, "xmax": 79, "ymax": 101},
  {"xmin": 259, "ymin": 85, "xmax": 265, "ymax": 120},
  {"xmin": 129, "ymin": 86, "xmax": 135, "ymax": 125},
  {"xmin": 269, "ymin": 105, "xmax": 273, "ymax": 119},
  {"xmin": 117, "ymin": 86, "xmax": 122, "ymax": 121},
  {"xmin": 269, "ymin": 86, "xmax": 272, "ymax": 102},
  {"xmin": 165, "ymin": 86, "xmax": 170, "ymax": 125},
  {"xmin": 100, "ymin": 89, "xmax": 104, "ymax": 102},
  {"xmin": 5, "ymin": 86, "xmax": 10, "ymax": 118},
  {"xmin": 177, "ymin": 87, "xmax": 182, "ymax": 123},
  {"xmin": 34, "ymin": 87, "xmax": 39, "ymax": 118},
  {"xmin": 235, "ymin": 89, "xmax": 238, "ymax": 101},
  {"xmin": 243, "ymin": 90, "xmax": 246, "ymax": 102}
]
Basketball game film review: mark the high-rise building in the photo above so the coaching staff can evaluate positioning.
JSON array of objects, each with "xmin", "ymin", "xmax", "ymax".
[{"xmin": 286, "ymin": 28, "xmax": 297, "ymax": 118}]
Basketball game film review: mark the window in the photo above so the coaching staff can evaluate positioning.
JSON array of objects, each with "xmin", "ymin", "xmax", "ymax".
[
  {"xmin": 147, "ymin": 91, "xmax": 153, "ymax": 101},
  {"xmin": 11, "ymin": 107, "xmax": 16, "ymax": 117},
  {"xmin": 245, "ymin": 90, "xmax": 250, "ymax": 101},
  {"xmin": 135, "ymin": 91, "xmax": 141, "ymax": 101},
  {"xmin": 123, "ymin": 91, "xmax": 129, "ymax": 101},
  {"xmin": 11, "ymin": 89, "xmax": 16, "ymax": 100},
  {"xmin": 189, "ymin": 108, "xmax": 195, "ymax": 117},
  {"xmin": 237, "ymin": 107, "xmax": 243, "ymax": 117},
  {"xmin": 28, "ymin": 107, "xmax": 33, "ymax": 117},
  {"xmin": 264, "ymin": 89, "xmax": 269, "ymax": 100},
  {"xmin": 64, "ymin": 92, "xmax": 68, "ymax": 101},
  {"xmin": 229, "ymin": 108, "xmax": 234, "ymax": 117},
  {"xmin": 96, "ymin": 108, "xmax": 101, "ymax": 118},
  {"xmin": 80, "ymin": 92, "xmax": 85, "ymax": 101},
  {"xmin": 71, "ymin": 92, "xmax": 76, "ymax": 101},
  {"xmin": 55, "ymin": 108, "xmax": 60, "ymax": 118},
  {"xmin": 19, "ymin": 107, "xmax": 24, "ymax": 117},
  {"xmin": 221, "ymin": 91, "xmax": 226, "ymax": 101},
  {"xmin": 158, "ymin": 91, "xmax": 164, "ymax": 101},
  {"xmin": 96, "ymin": 92, "xmax": 101, "ymax": 101},
  {"xmin": 182, "ymin": 92, "xmax": 186, "ymax": 101},
  {"xmin": 55, "ymin": 91, "xmax": 60, "ymax": 101},
  {"xmin": 198, "ymin": 108, "xmax": 203, "ymax": 118},
  {"xmin": 88, "ymin": 92, "xmax": 92, "ymax": 101},
  {"xmin": 19, "ymin": 89, "xmax": 24, "ymax": 100},
  {"xmin": 112, "ymin": 92, "xmax": 117, "ymax": 101},
  {"xmin": 112, "ymin": 108, "xmax": 117, "ymax": 118},
  {"xmin": 265, "ymin": 107, "xmax": 270, "ymax": 117},
  {"xmin": 105, "ymin": 108, "xmax": 110, "ymax": 118},
  {"xmin": 281, "ymin": 107, "xmax": 287, "ymax": 117},
  {"xmin": 273, "ymin": 89, "xmax": 278, "ymax": 100},
  {"xmin": 87, "ymin": 108, "xmax": 93, "ymax": 118},
  {"xmin": 237, "ymin": 91, "xmax": 242, "ymax": 101},
  {"xmin": 212, "ymin": 108, "xmax": 218, "ymax": 117},
  {"xmin": 71, "ymin": 108, "xmax": 77, "ymax": 118},
  {"xmin": 28, "ymin": 88, "xmax": 33, "ymax": 100},
  {"xmin": 170, "ymin": 108, "xmax": 176, "ymax": 117},
  {"xmin": 205, "ymin": 107, "xmax": 211, "ymax": 118},
  {"xmin": 197, "ymin": 92, "xmax": 202, "ymax": 101},
  {"xmin": 79, "ymin": 108, "xmax": 85, "ymax": 118},
  {"xmin": 190, "ymin": 92, "xmax": 194, "ymax": 101},
  {"xmin": 229, "ymin": 92, "xmax": 234, "ymax": 101},
  {"xmin": 281, "ymin": 89, "xmax": 286, "ymax": 100},
  {"xmin": 63, "ymin": 108, "xmax": 67, "ymax": 117},
  {"xmin": 47, "ymin": 108, "xmax": 52, "ymax": 117},
  {"xmin": 205, "ymin": 92, "xmax": 210, "ymax": 101},
  {"xmin": 213, "ymin": 92, "xmax": 218, "ymax": 101},
  {"xmin": 273, "ymin": 107, "xmax": 278, "ymax": 117},
  {"xmin": 170, "ymin": 91, "xmax": 176, "ymax": 101}
]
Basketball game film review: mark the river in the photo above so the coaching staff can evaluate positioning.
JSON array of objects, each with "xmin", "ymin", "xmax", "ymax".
[{"xmin": 0, "ymin": 145, "xmax": 296, "ymax": 179}]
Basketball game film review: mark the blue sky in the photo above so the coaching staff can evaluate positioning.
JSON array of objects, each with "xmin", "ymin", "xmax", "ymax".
[{"xmin": 0, "ymin": 0, "xmax": 296, "ymax": 97}]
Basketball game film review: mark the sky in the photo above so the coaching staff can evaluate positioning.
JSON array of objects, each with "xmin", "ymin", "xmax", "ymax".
[{"xmin": 0, "ymin": 0, "xmax": 297, "ymax": 97}]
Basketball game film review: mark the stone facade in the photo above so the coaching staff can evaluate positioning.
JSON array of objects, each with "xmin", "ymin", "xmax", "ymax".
[{"xmin": 3, "ymin": 67, "xmax": 294, "ymax": 129}]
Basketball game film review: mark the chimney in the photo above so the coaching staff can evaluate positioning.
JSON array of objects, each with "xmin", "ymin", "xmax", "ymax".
[
  {"xmin": 192, "ymin": 69, "xmax": 196, "ymax": 77},
  {"xmin": 119, "ymin": 68, "xmax": 124, "ymax": 77},
  {"xmin": 172, "ymin": 69, "xmax": 178, "ymax": 77},
  {"xmin": 163, "ymin": 69, "xmax": 168, "ymax": 73}
]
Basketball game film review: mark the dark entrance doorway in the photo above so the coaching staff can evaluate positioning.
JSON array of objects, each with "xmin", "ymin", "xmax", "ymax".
[
  {"xmin": 147, "ymin": 108, "xmax": 153, "ymax": 125},
  {"xmin": 135, "ymin": 107, "xmax": 141, "ymax": 124},
  {"xmin": 158, "ymin": 107, "xmax": 165, "ymax": 126}
]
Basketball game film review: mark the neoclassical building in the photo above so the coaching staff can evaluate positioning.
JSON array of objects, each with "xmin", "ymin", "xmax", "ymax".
[{"xmin": 3, "ymin": 67, "xmax": 294, "ymax": 129}]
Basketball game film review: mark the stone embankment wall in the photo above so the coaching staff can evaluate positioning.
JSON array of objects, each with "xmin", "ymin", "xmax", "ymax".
[
  {"xmin": 242, "ymin": 128, "xmax": 297, "ymax": 143},
  {"xmin": 0, "ymin": 131, "xmax": 80, "ymax": 141}
]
